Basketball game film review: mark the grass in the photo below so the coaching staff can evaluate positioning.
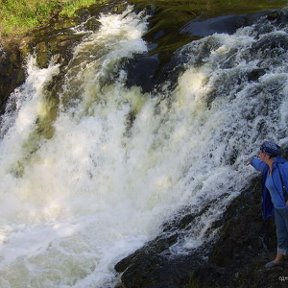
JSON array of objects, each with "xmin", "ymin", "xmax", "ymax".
[
  {"xmin": 60, "ymin": 0, "xmax": 103, "ymax": 17},
  {"xmin": 0, "ymin": 0, "xmax": 104, "ymax": 40}
]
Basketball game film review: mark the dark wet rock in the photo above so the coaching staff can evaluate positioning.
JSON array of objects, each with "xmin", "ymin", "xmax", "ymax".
[
  {"xmin": 180, "ymin": 12, "xmax": 265, "ymax": 37},
  {"xmin": 115, "ymin": 198, "xmax": 223, "ymax": 287},
  {"xmin": 32, "ymin": 31, "xmax": 84, "ymax": 68},
  {"xmin": 84, "ymin": 17, "xmax": 101, "ymax": 31},
  {"xmin": 266, "ymin": 9, "xmax": 288, "ymax": 24},
  {"xmin": 125, "ymin": 54, "xmax": 160, "ymax": 93},
  {"xmin": 120, "ymin": 254, "xmax": 205, "ymax": 288},
  {"xmin": 267, "ymin": 11, "xmax": 281, "ymax": 22},
  {"xmin": 247, "ymin": 68, "xmax": 266, "ymax": 82},
  {"xmin": 77, "ymin": 8, "xmax": 91, "ymax": 22},
  {"xmin": 116, "ymin": 243, "xmax": 206, "ymax": 288},
  {"xmin": 0, "ymin": 47, "xmax": 25, "ymax": 115},
  {"xmin": 115, "ymin": 177, "xmax": 287, "ymax": 288}
]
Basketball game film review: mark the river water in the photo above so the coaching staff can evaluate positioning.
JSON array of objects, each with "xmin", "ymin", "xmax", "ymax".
[{"xmin": 1, "ymin": 3, "xmax": 288, "ymax": 288}]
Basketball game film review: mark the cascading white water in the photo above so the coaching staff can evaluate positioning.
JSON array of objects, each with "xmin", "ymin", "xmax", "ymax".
[{"xmin": 1, "ymin": 6, "xmax": 288, "ymax": 288}]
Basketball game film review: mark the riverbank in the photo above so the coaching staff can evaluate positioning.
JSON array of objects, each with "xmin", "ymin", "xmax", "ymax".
[{"xmin": 0, "ymin": 0, "xmax": 107, "ymax": 46}]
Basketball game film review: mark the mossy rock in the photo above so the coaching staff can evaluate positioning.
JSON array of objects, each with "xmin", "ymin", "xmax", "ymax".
[{"xmin": 0, "ymin": 47, "xmax": 26, "ymax": 114}]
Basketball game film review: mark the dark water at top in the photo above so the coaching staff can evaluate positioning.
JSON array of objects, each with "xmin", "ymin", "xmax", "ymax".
[
  {"xmin": 128, "ymin": 0, "xmax": 287, "ymax": 62},
  {"xmin": 122, "ymin": 0, "xmax": 288, "ymax": 91}
]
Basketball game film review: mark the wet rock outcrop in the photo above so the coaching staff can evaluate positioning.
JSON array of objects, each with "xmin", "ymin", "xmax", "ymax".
[
  {"xmin": 0, "ymin": 46, "xmax": 26, "ymax": 115},
  {"xmin": 115, "ymin": 176, "xmax": 288, "ymax": 288}
]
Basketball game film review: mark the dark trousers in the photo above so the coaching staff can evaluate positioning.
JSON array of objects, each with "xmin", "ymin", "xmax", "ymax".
[{"xmin": 275, "ymin": 208, "xmax": 288, "ymax": 255}]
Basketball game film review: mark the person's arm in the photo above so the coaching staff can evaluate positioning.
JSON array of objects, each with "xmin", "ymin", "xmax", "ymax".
[{"xmin": 250, "ymin": 156, "xmax": 267, "ymax": 172}]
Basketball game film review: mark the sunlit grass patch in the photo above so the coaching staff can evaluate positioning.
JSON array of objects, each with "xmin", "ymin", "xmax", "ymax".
[
  {"xmin": 0, "ymin": 0, "xmax": 58, "ymax": 35},
  {"xmin": 60, "ymin": 0, "xmax": 105, "ymax": 17},
  {"xmin": 0, "ymin": 0, "xmax": 104, "ymax": 39}
]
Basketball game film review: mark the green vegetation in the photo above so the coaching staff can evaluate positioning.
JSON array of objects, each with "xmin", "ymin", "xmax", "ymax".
[
  {"xmin": 0, "ymin": 0, "xmax": 104, "ymax": 39},
  {"xmin": 60, "ymin": 0, "xmax": 104, "ymax": 17}
]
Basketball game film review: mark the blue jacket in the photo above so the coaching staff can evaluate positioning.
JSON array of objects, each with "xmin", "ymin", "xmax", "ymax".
[{"xmin": 250, "ymin": 156, "xmax": 288, "ymax": 219}]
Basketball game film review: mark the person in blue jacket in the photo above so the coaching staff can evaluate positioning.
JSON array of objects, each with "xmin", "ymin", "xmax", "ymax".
[{"xmin": 250, "ymin": 141, "xmax": 288, "ymax": 268}]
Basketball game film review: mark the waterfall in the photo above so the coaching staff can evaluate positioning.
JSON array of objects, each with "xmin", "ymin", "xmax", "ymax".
[{"xmin": 1, "ymin": 6, "xmax": 288, "ymax": 288}]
